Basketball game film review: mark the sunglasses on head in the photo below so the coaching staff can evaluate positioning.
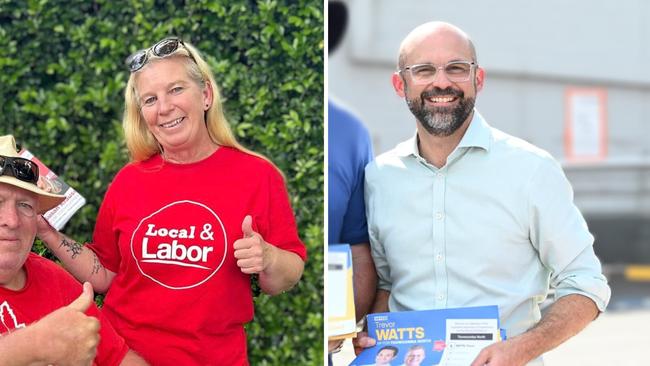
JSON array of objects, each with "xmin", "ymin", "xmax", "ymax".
[
  {"xmin": 125, "ymin": 37, "xmax": 195, "ymax": 73},
  {"xmin": 0, "ymin": 155, "xmax": 39, "ymax": 185}
]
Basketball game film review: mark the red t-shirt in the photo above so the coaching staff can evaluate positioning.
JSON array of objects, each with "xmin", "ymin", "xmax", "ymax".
[
  {"xmin": 0, "ymin": 253, "xmax": 128, "ymax": 366},
  {"xmin": 87, "ymin": 147, "xmax": 306, "ymax": 365}
]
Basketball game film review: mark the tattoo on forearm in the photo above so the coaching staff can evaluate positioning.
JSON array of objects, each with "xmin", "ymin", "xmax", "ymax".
[
  {"xmin": 91, "ymin": 253, "xmax": 103, "ymax": 275},
  {"xmin": 59, "ymin": 238, "xmax": 83, "ymax": 259}
]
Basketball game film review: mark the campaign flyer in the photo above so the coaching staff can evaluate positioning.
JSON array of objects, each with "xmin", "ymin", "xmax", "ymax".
[
  {"xmin": 349, "ymin": 305, "xmax": 501, "ymax": 366},
  {"xmin": 19, "ymin": 149, "xmax": 86, "ymax": 230},
  {"xmin": 328, "ymin": 244, "xmax": 357, "ymax": 339}
]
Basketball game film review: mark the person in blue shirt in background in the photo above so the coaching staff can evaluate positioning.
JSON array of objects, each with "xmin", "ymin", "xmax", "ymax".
[{"xmin": 328, "ymin": 0, "xmax": 377, "ymax": 361}]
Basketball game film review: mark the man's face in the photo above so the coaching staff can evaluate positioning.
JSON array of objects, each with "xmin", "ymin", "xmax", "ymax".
[
  {"xmin": 394, "ymin": 27, "xmax": 484, "ymax": 137},
  {"xmin": 0, "ymin": 183, "xmax": 38, "ymax": 288},
  {"xmin": 375, "ymin": 348, "xmax": 397, "ymax": 365},
  {"xmin": 404, "ymin": 348, "xmax": 425, "ymax": 366},
  {"xmin": 404, "ymin": 82, "xmax": 475, "ymax": 137}
]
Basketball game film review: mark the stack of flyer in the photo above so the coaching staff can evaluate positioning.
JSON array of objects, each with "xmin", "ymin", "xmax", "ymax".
[
  {"xmin": 19, "ymin": 149, "xmax": 86, "ymax": 230},
  {"xmin": 328, "ymin": 244, "xmax": 357, "ymax": 340},
  {"xmin": 350, "ymin": 305, "xmax": 503, "ymax": 366}
]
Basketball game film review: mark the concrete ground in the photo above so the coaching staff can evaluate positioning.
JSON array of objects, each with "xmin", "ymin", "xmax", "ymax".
[{"xmin": 543, "ymin": 309, "xmax": 650, "ymax": 365}]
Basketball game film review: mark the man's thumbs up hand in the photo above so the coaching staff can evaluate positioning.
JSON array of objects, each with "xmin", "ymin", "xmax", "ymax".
[
  {"xmin": 30, "ymin": 282, "xmax": 100, "ymax": 365},
  {"xmin": 67, "ymin": 282, "xmax": 94, "ymax": 313}
]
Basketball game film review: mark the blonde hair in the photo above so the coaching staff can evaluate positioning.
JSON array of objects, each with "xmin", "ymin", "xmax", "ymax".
[{"xmin": 122, "ymin": 40, "xmax": 270, "ymax": 165}]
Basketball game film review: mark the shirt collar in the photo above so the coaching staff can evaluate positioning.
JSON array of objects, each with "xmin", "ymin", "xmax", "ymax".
[{"xmin": 394, "ymin": 109, "xmax": 492, "ymax": 158}]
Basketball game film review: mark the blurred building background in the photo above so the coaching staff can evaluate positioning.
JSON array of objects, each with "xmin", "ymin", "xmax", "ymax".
[{"xmin": 329, "ymin": 0, "xmax": 650, "ymax": 267}]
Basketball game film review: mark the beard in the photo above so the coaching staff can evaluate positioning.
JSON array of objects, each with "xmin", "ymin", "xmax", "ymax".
[{"xmin": 405, "ymin": 86, "xmax": 475, "ymax": 137}]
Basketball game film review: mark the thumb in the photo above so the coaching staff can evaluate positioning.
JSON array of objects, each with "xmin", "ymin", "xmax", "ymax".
[
  {"xmin": 241, "ymin": 215, "xmax": 255, "ymax": 238},
  {"xmin": 68, "ymin": 282, "xmax": 94, "ymax": 312},
  {"xmin": 358, "ymin": 334, "xmax": 376, "ymax": 348},
  {"xmin": 353, "ymin": 332, "xmax": 377, "ymax": 355}
]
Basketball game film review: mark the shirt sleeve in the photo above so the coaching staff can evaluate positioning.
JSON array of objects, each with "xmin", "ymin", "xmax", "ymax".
[
  {"xmin": 258, "ymin": 166, "xmax": 307, "ymax": 260},
  {"xmin": 340, "ymin": 124, "xmax": 373, "ymax": 246},
  {"xmin": 87, "ymin": 181, "xmax": 121, "ymax": 273},
  {"xmin": 365, "ymin": 163, "xmax": 392, "ymax": 292},
  {"xmin": 528, "ymin": 156, "xmax": 611, "ymax": 311}
]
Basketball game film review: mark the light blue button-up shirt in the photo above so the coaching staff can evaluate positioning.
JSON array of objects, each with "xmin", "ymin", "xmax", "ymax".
[{"xmin": 365, "ymin": 111, "xmax": 611, "ymax": 343}]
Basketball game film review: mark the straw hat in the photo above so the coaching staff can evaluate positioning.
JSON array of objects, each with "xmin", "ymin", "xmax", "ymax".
[{"xmin": 0, "ymin": 135, "xmax": 65, "ymax": 213}]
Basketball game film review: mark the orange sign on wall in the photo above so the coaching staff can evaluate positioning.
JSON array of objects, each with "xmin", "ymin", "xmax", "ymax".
[{"xmin": 564, "ymin": 88, "xmax": 608, "ymax": 161}]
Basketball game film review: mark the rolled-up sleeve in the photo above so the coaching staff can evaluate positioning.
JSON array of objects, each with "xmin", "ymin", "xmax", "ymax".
[{"xmin": 528, "ymin": 156, "xmax": 611, "ymax": 311}]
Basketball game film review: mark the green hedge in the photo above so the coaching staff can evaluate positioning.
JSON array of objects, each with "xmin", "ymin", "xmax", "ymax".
[{"xmin": 0, "ymin": 0, "xmax": 323, "ymax": 364}]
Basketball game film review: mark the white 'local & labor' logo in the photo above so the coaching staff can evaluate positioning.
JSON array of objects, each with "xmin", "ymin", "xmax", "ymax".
[{"xmin": 130, "ymin": 200, "xmax": 227, "ymax": 289}]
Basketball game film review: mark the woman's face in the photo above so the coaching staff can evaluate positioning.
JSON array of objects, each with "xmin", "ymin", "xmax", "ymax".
[{"xmin": 135, "ymin": 57, "xmax": 212, "ymax": 154}]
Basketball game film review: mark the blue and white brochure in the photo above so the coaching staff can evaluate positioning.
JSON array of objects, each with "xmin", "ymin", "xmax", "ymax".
[{"xmin": 350, "ymin": 305, "xmax": 502, "ymax": 366}]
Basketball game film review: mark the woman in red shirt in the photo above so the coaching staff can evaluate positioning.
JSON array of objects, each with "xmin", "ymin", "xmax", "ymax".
[{"xmin": 38, "ymin": 37, "xmax": 307, "ymax": 365}]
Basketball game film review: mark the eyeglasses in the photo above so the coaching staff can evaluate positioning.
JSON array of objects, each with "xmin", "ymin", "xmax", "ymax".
[
  {"xmin": 398, "ymin": 61, "xmax": 477, "ymax": 85},
  {"xmin": 125, "ymin": 37, "xmax": 195, "ymax": 72},
  {"xmin": 0, "ymin": 155, "xmax": 39, "ymax": 185}
]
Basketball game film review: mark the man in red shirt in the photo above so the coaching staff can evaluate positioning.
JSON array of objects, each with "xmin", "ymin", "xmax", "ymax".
[{"xmin": 0, "ymin": 135, "xmax": 146, "ymax": 365}]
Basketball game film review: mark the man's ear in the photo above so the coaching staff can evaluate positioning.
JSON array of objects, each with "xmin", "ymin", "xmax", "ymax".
[
  {"xmin": 392, "ymin": 72, "xmax": 406, "ymax": 97},
  {"xmin": 474, "ymin": 67, "xmax": 485, "ymax": 93}
]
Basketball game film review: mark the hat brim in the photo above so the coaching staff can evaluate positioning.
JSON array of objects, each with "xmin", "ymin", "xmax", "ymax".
[
  {"xmin": 0, "ymin": 177, "xmax": 66, "ymax": 214},
  {"xmin": 329, "ymin": 1, "xmax": 348, "ymax": 53}
]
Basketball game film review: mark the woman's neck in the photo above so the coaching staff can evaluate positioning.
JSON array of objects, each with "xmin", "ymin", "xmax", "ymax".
[{"xmin": 162, "ymin": 141, "xmax": 219, "ymax": 164}]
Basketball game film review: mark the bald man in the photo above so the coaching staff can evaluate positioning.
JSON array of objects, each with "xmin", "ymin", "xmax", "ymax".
[{"xmin": 359, "ymin": 22, "xmax": 610, "ymax": 365}]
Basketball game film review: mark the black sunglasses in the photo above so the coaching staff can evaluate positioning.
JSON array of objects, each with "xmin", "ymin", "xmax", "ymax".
[
  {"xmin": 125, "ymin": 37, "xmax": 195, "ymax": 73},
  {"xmin": 0, "ymin": 155, "xmax": 39, "ymax": 185}
]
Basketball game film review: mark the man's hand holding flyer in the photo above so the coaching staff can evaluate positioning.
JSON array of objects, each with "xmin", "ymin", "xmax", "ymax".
[{"xmin": 19, "ymin": 149, "xmax": 86, "ymax": 229}]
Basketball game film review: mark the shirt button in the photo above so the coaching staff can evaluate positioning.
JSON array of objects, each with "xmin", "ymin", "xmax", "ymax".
[
  {"xmin": 435, "ymin": 212, "xmax": 444, "ymax": 220},
  {"xmin": 436, "ymin": 172, "xmax": 444, "ymax": 178},
  {"xmin": 437, "ymin": 294, "xmax": 445, "ymax": 301},
  {"xmin": 435, "ymin": 254, "xmax": 443, "ymax": 261}
]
